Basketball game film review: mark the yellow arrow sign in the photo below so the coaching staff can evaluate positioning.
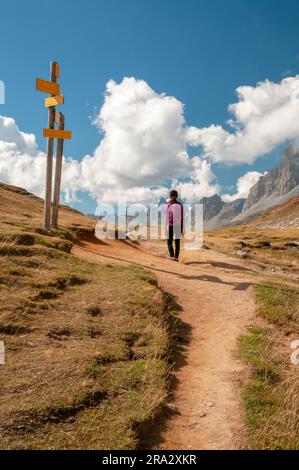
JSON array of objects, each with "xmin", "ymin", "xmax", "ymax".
[
  {"xmin": 43, "ymin": 128, "xmax": 72, "ymax": 140},
  {"xmin": 45, "ymin": 94, "xmax": 64, "ymax": 108},
  {"xmin": 36, "ymin": 78, "xmax": 60, "ymax": 95}
]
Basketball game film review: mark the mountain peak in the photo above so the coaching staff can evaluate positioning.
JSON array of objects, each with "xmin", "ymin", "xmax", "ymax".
[
  {"xmin": 243, "ymin": 145, "xmax": 299, "ymax": 212},
  {"xmin": 200, "ymin": 193, "xmax": 224, "ymax": 221}
]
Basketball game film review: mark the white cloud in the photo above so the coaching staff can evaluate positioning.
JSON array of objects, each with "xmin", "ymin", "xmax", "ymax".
[
  {"xmin": 80, "ymin": 77, "xmax": 203, "ymax": 202},
  {"xmin": 187, "ymin": 76, "xmax": 299, "ymax": 164},
  {"xmin": 2, "ymin": 75, "xmax": 299, "ymax": 207},
  {"xmin": 0, "ymin": 116, "xmax": 81, "ymax": 202},
  {"xmin": 0, "ymin": 116, "xmax": 44, "ymax": 195},
  {"xmin": 77, "ymin": 77, "xmax": 219, "ymax": 203},
  {"xmin": 222, "ymin": 171, "xmax": 264, "ymax": 202},
  {"xmin": 0, "ymin": 116, "xmax": 38, "ymax": 155},
  {"xmin": 175, "ymin": 159, "xmax": 220, "ymax": 202}
]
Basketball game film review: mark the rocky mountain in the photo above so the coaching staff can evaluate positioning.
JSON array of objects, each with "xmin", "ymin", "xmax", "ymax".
[
  {"xmin": 199, "ymin": 194, "xmax": 244, "ymax": 230},
  {"xmin": 243, "ymin": 145, "xmax": 299, "ymax": 211},
  {"xmin": 200, "ymin": 194, "xmax": 224, "ymax": 221},
  {"xmin": 200, "ymin": 145, "xmax": 299, "ymax": 230},
  {"xmin": 233, "ymin": 145, "xmax": 299, "ymax": 224},
  {"xmin": 204, "ymin": 198, "xmax": 245, "ymax": 230}
]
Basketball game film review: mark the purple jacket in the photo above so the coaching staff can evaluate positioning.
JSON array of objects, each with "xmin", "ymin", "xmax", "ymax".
[{"xmin": 165, "ymin": 200, "xmax": 184, "ymax": 230}]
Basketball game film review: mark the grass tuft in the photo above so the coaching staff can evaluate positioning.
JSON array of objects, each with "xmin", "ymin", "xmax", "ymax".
[
  {"xmin": 239, "ymin": 284, "xmax": 299, "ymax": 449},
  {"xmin": 255, "ymin": 284, "xmax": 299, "ymax": 331}
]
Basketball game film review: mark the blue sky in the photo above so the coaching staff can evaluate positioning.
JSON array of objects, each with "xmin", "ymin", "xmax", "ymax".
[{"xmin": 1, "ymin": 0, "xmax": 299, "ymax": 212}]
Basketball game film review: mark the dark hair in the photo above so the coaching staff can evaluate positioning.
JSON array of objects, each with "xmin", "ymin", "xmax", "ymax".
[{"xmin": 169, "ymin": 189, "xmax": 178, "ymax": 200}]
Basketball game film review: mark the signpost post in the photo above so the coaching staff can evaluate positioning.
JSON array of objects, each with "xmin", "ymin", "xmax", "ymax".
[
  {"xmin": 51, "ymin": 112, "xmax": 65, "ymax": 228},
  {"xmin": 36, "ymin": 61, "xmax": 72, "ymax": 230}
]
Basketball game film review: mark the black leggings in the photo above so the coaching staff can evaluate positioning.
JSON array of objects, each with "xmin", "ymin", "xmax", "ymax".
[{"xmin": 167, "ymin": 226, "xmax": 181, "ymax": 259}]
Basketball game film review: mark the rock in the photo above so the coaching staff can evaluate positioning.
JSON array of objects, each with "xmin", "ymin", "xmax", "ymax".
[
  {"xmin": 235, "ymin": 250, "xmax": 249, "ymax": 259},
  {"xmin": 254, "ymin": 240, "xmax": 271, "ymax": 248},
  {"xmin": 206, "ymin": 401, "xmax": 214, "ymax": 407},
  {"xmin": 126, "ymin": 231, "xmax": 138, "ymax": 241},
  {"xmin": 235, "ymin": 241, "xmax": 249, "ymax": 249},
  {"xmin": 165, "ymin": 403, "xmax": 180, "ymax": 414},
  {"xmin": 284, "ymin": 241, "xmax": 299, "ymax": 247}
]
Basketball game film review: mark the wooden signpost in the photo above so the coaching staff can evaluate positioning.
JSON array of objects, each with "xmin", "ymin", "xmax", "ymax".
[
  {"xmin": 36, "ymin": 61, "xmax": 72, "ymax": 229},
  {"xmin": 43, "ymin": 128, "xmax": 72, "ymax": 140},
  {"xmin": 45, "ymin": 94, "xmax": 64, "ymax": 107},
  {"xmin": 51, "ymin": 112, "xmax": 65, "ymax": 229},
  {"xmin": 36, "ymin": 78, "xmax": 60, "ymax": 95}
]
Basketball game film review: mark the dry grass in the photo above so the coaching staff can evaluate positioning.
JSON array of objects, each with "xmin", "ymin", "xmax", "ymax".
[
  {"xmin": 239, "ymin": 283, "xmax": 299, "ymax": 449},
  {"xmin": 0, "ymin": 183, "xmax": 174, "ymax": 449},
  {"xmin": 204, "ymin": 197, "xmax": 299, "ymax": 276},
  {"xmin": 205, "ymin": 226, "xmax": 299, "ymax": 276}
]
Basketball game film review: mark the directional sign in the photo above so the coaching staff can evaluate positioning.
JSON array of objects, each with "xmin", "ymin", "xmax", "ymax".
[
  {"xmin": 36, "ymin": 78, "xmax": 60, "ymax": 95},
  {"xmin": 36, "ymin": 60, "xmax": 72, "ymax": 230},
  {"xmin": 43, "ymin": 128, "xmax": 72, "ymax": 140},
  {"xmin": 45, "ymin": 94, "xmax": 64, "ymax": 108}
]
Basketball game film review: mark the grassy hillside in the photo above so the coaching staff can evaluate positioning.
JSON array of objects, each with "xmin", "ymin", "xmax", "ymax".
[
  {"xmin": 205, "ymin": 196, "xmax": 299, "ymax": 276},
  {"xmin": 0, "ymin": 184, "xmax": 173, "ymax": 449}
]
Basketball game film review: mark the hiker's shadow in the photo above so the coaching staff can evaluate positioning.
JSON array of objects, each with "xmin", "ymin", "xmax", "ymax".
[
  {"xmin": 184, "ymin": 260, "xmax": 252, "ymax": 272},
  {"xmin": 179, "ymin": 273, "xmax": 252, "ymax": 291}
]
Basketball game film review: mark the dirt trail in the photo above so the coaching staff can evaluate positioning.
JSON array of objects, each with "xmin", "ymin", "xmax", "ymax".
[{"xmin": 73, "ymin": 238, "xmax": 257, "ymax": 450}]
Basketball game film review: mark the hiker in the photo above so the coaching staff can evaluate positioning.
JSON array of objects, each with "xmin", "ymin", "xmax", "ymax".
[{"xmin": 165, "ymin": 189, "xmax": 184, "ymax": 261}]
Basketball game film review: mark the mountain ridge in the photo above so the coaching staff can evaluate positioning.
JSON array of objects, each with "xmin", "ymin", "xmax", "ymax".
[{"xmin": 201, "ymin": 145, "xmax": 299, "ymax": 229}]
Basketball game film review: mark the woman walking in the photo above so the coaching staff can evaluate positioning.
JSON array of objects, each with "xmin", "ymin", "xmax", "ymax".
[{"xmin": 165, "ymin": 189, "xmax": 184, "ymax": 261}]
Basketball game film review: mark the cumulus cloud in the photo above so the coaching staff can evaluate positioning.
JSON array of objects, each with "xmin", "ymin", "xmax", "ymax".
[
  {"xmin": 80, "ymin": 77, "xmax": 213, "ymax": 203},
  {"xmin": 0, "ymin": 116, "xmax": 45, "ymax": 195},
  {"xmin": 1, "ymin": 75, "xmax": 299, "ymax": 207},
  {"xmin": 1, "ymin": 77, "xmax": 217, "ymax": 204},
  {"xmin": 0, "ymin": 116, "xmax": 81, "ymax": 202},
  {"xmin": 0, "ymin": 116, "xmax": 38, "ymax": 156},
  {"xmin": 187, "ymin": 76, "xmax": 299, "ymax": 164},
  {"xmin": 222, "ymin": 171, "xmax": 264, "ymax": 202},
  {"xmin": 174, "ymin": 159, "xmax": 220, "ymax": 202}
]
